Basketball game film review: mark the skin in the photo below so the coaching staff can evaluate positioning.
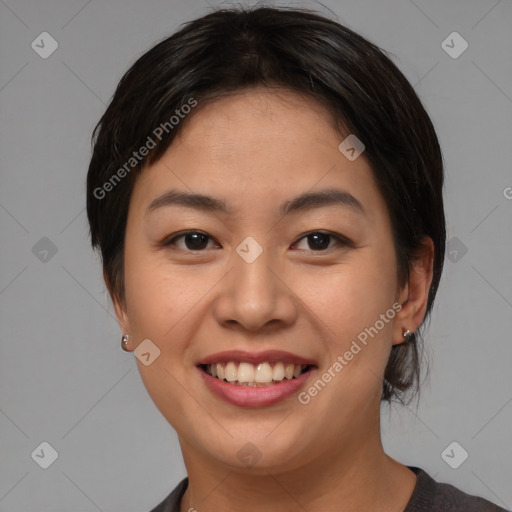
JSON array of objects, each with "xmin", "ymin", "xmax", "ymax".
[{"xmin": 112, "ymin": 87, "xmax": 434, "ymax": 512}]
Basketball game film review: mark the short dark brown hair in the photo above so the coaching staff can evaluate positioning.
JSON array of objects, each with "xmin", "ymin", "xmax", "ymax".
[{"xmin": 87, "ymin": 6, "xmax": 446, "ymax": 404}]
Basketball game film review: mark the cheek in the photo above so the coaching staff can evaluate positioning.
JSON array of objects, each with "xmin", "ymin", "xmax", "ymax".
[
  {"xmin": 312, "ymin": 254, "xmax": 395, "ymax": 322},
  {"xmin": 302, "ymin": 247, "xmax": 397, "ymax": 362},
  {"xmin": 295, "ymin": 256, "xmax": 397, "ymax": 422},
  {"xmin": 122, "ymin": 249, "xmax": 203, "ymax": 425},
  {"xmin": 123, "ymin": 246, "xmax": 195, "ymax": 344}
]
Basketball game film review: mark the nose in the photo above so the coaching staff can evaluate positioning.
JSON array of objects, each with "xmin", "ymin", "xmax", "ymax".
[{"xmin": 212, "ymin": 247, "xmax": 298, "ymax": 333}]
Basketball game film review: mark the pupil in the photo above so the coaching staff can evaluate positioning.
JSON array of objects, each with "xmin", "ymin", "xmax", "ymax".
[
  {"xmin": 309, "ymin": 233, "xmax": 330, "ymax": 250},
  {"xmin": 186, "ymin": 232, "xmax": 208, "ymax": 250}
]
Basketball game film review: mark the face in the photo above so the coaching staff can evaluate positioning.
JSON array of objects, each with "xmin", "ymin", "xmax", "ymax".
[{"xmin": 114, "ymin": 88, "xmax": 427, "ymax": 474}]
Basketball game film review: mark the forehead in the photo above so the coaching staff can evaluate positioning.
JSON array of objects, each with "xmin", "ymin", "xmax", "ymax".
[
  {"xmin": 177, "ymin": 88, "xmax": 339, "ymax": 161},
  {"xmin": 130, "ymin": 88, "xmax": 388, "ymax": 226}
]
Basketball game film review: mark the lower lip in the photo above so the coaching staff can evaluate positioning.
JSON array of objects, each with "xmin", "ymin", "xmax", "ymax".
[{"xmin": 198, "ymin": 366, "xmax": 315, "ymax": 407}]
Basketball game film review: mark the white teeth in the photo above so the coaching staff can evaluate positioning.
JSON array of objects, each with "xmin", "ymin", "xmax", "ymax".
[
  {"xmin": 255, "ymin": 362, "xmax": 273, "ymax": 383},
  {"xmin": 216, "ymin": 362, "xmax": 225, "ymax": 380},
  {"xmin": 205, "ymin": 361, "xmax": 309, "ymax": 385},
  {"xmin": 238, "ymin": 362, "xmax": 255, "ymax": 383},
  {"xmin": 273, "ymin": 362, "xmax": 285, "ymax": 381},
  {"xmin": 225, "ymin": 361, "xmax": 237, "ymax": 382}
]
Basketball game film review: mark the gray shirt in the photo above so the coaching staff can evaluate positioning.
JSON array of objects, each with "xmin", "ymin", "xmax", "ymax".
[{"xmin": 149, "ymin": 466, "xmax": 508, "ymax": 511}]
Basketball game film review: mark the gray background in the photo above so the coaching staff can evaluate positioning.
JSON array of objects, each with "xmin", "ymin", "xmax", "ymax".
[{"xmin": 1, "ymin": 0, "xmax": 511, "ymax": 510}]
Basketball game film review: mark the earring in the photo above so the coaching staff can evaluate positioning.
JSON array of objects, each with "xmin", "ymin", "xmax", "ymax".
[
  {"xmin": 403, "ymin": 329, "xmax": 413, "ymax": 342},
  {"xmin": 121, "ymin": 334, "xmax": 131, "ymax": 351}
]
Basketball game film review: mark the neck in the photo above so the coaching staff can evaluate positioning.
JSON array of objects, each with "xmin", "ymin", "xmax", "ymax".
[{"xmin": 178, "ymin": 421, "xmax": 416, "ymax": 512}]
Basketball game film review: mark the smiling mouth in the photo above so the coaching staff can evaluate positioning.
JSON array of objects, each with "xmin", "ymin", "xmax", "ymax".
[{"xmin": 199, "ymin": 361, "xmax": 313, "ymax": 386}]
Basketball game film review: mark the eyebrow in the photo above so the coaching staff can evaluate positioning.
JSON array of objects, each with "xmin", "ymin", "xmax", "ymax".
[{"xmin": 146, "ymin": 188, "xmax": 365, "ymax": 217}]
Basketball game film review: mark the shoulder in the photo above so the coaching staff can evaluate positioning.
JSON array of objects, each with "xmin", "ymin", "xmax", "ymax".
[
  {"xmin": 405, "ymin": 467, "xmax": 509, "ymax": 512},
  {"xmin": 149, "ymin": 477, "xmax": 188, "ymax": 512},
  {"xmin": 148, "ymin": 471, "xmax": 509, "ymax": 512}
]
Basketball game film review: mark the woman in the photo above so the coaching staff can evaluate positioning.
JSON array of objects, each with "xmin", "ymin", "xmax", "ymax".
[{"xmin": 86, "ymin": 6, "xmax": 507, "ymax": 511}]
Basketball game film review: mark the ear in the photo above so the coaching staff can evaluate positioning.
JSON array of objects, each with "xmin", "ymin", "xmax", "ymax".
[
  {"xmin": 103, "ymin": 269, "xmax": 131, "ymax": 335},
  {"xmin": 392, "ymin": 236, "xmax": 435, "ymax": 346}
]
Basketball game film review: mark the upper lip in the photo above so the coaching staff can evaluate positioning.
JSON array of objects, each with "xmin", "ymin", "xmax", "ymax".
[{"xmin": 197, "ymin": 349, "xmax": 317, "ymax": 366}]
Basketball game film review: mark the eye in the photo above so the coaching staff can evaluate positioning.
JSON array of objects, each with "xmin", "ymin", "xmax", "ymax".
[
  {"xmin": 293, "ymin": 231, "xmax": 352, "ymax": 251},
  {"xmin": 161, "ymin": 230, "xmax": 352, "ymax": 252},
  {"xmin": 162, "ymin": 231, "xmax": 219, "ymax": 251}
]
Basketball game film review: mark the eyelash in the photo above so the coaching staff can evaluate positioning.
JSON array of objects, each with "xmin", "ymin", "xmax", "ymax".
[{"xmin": 161, "ymin": 230, "xmax": 354, "ymax": 252}]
